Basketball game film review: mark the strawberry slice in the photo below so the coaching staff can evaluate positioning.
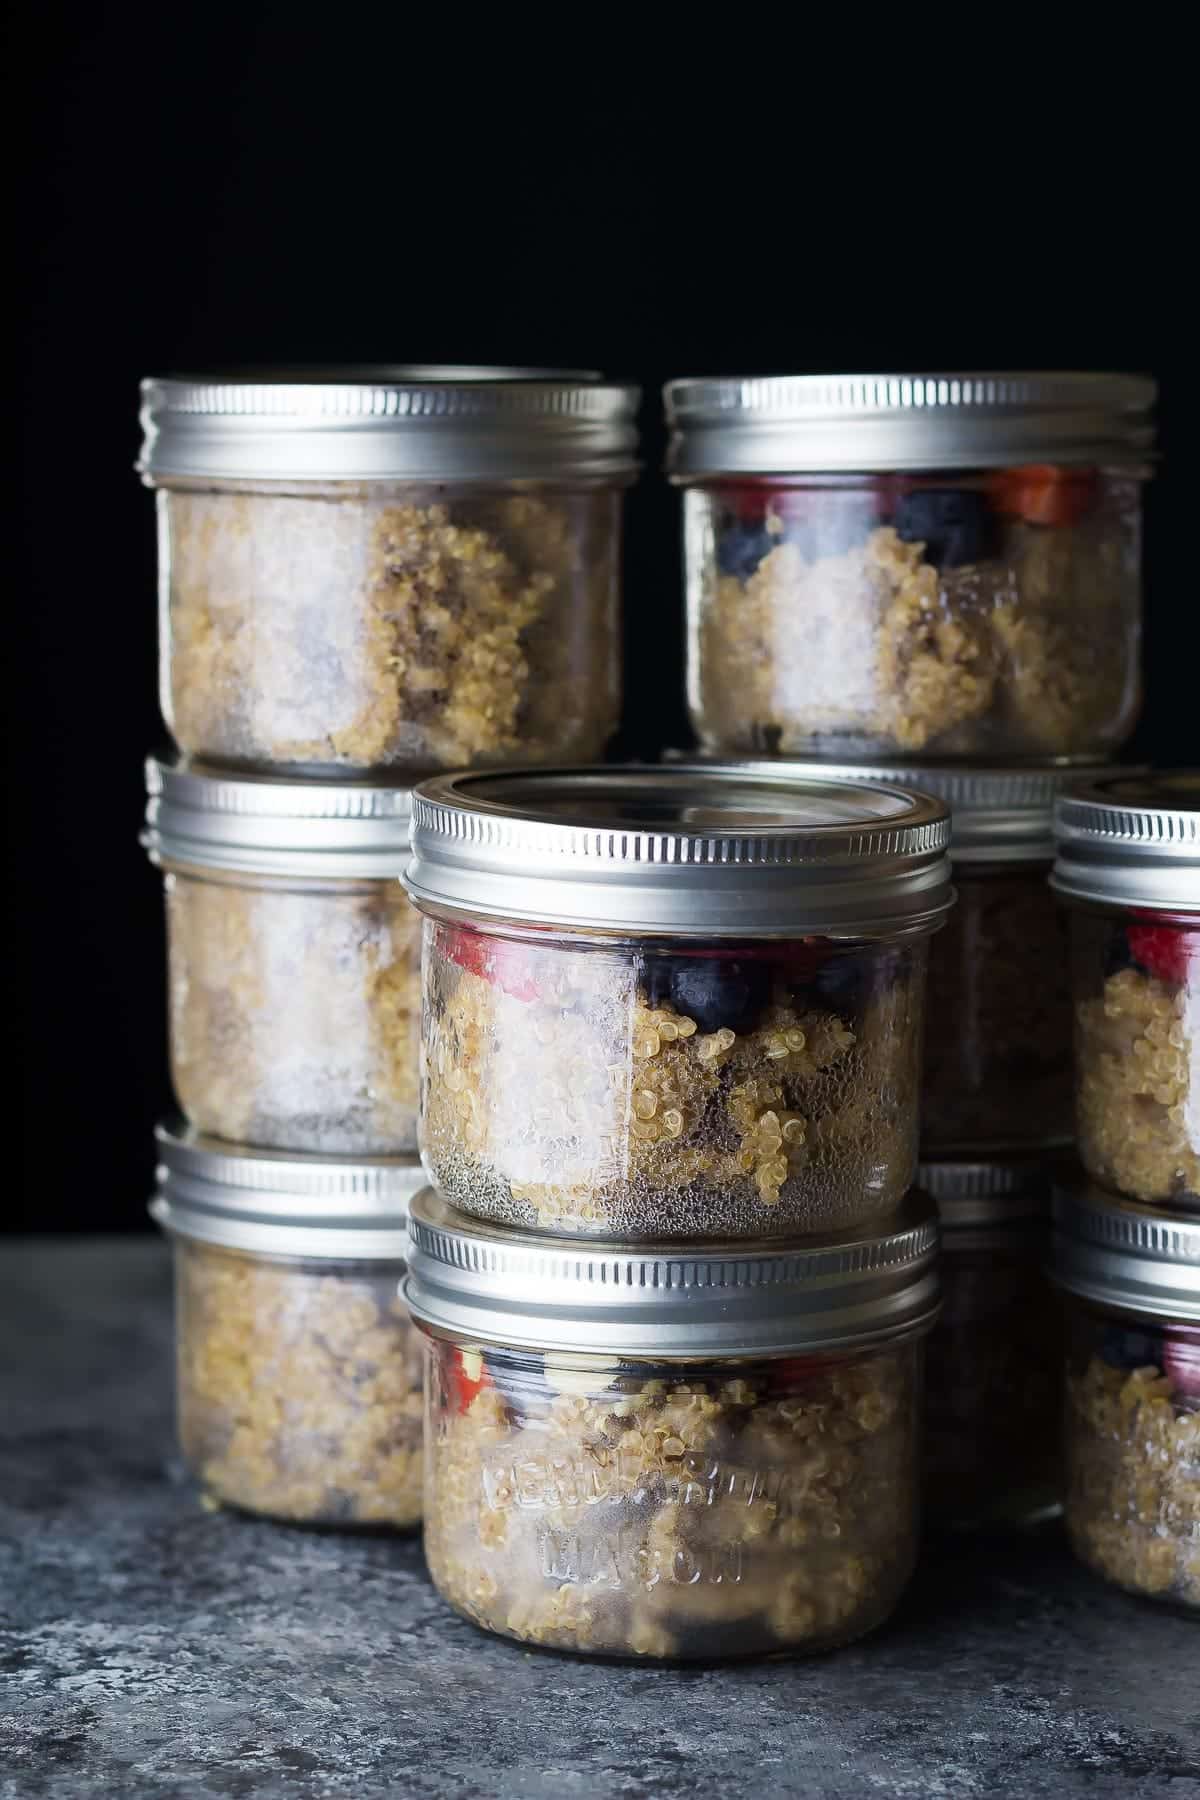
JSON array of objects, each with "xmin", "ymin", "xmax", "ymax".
[
  {"xmin": 441, "ymin": 926, "xmax": 540, "ymax": 1002},
  {"xmin": 1127, "ymin": 922, "xmax": 1198, "ymax": 988},
  {"xmin": 989, "ymin": 465, "xmax": 1098, "ymax": 528},
  {"xmin": 448, "ymin": 1346, "xmax": 490, "ymax": 1413}
]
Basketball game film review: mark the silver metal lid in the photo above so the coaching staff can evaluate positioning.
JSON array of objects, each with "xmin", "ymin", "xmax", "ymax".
[
  {"xmin": 404, "ymin": 765, "xmax": 953, "ymax": 938},
  {"xmin": 139, "ymin": 367, "xmax": 640, "ymax": 482},
  {"xmin": 664, "ymin": 371, "xmax": 1156, "ymax": 475},
  {"xmin": 1051, "ymin": 1181, "xmax": 1200, "ymax": 1322},
  {"xmin": 403, "ymin": 1188, "xmax": 940, "ymax": 1357},
  {"xmin": 143, "ymin": 756, "xmax": 413, "ymax": 880},
  {"xmin": 1052, "ymin": 771, "xmax": 1200, "ymax": 913},
  {"xmin": 919, "ymin": 1157, "xmax": 1054, "ymax": 1229},
  {"xmin": 689, "ymin": 758, "xmax": 1128, "ymax": 865},
  {"xmin": 152, "ymin": 1120, "xmax": 422, "ymax": 1260}
]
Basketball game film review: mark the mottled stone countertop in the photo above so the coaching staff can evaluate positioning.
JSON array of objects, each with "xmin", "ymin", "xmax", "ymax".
[{"xmin": 1, "ymin": 1238, "xmax": 1196, "ymax": 1800}]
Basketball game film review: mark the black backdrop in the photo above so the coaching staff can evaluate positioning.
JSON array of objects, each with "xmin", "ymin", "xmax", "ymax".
[{"xmin": 12, "ymin": 12, "xmax": 1195, "ymax": 1230}]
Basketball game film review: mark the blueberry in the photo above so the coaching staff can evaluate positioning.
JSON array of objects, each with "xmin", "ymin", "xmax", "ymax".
[
  {"xmin": 1100, "ymin": 1325, "xmax": 1161, "ymax": 1371},
  {"xmin": 893, "ymin": 488, "xmax": 997, "ymax": 569},
  {"xmin": 641, "ymin": 956, "xmax": 678, "ymax": 1010},
  {"xmin": 669, "ymin": 958, "xmax": 772, "ymax": 1034},
  {"xmin": 808, "ymin": 954, "xmax": 866, "ymax": 1009},
  {"xmin": 716, "ymin": 521, "xmax": 777, "ymax": 581},
  {"xmin": 1105, "ymin": 927, "xmax": 1138, "ymax": 978}
]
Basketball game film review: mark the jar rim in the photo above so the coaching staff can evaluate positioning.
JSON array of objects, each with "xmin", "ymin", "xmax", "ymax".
[
  {"xmin": 403, "ymin": 1187, "xmax": 940, "ymax": 1356},
  {"xmin": 152, "ymin": 1120, "xmax": 420, "ymax": 1260},
  {"xmin": 1051, "ymin": 1180, "xmax": 1200, "ymax": 1321},
  {"xmin": 918, "ymin": 1156, "xmax": 1056, "ymax": 1226},
  {"xmin": 1052, "ymin": 771, "xmax": 1200, "ymax": 912},
  {"xmin": 142, "ymin": 755, "xmax": 414, "ymax": 881},
  {"xmin": 664, "ymin": 371, "xmax": 1156, "ymax": 474},
  {"xmin": 404, "ymin": 764, "xmax": 953, "ymax": 937},
  {"xmin": 138, "ymin": 368, "xmax": 641, "ymax": 482}
]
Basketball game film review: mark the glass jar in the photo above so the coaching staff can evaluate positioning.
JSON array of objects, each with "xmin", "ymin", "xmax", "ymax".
[
  {"xmin": 139, "ymin": 369, "xmax": 639, "ymax": 774},
  {"xmin": 152, "ymin": 1125, "xmax": 424, "ymax": 1529},
  {"xmin": 405, "ymin": 1187, "xmax": 939, "ymax": 1660},
  {"xmin": 406, "ymin": 766, "xmax": 952, "ymax": 1238},
  {"xmin": 1053, "ymin": 772, "xmax": 1200, "ymax": 1206},
  {"xmin": 665, "ymin": 373, "xmax": 1154, "ymax": 760},
  {"xmin": 1052, "ymin": 1182, "xmax": 1200, "ymax": 1609},
  {"xmin": 921, "ymin": 1160, "xmax": 1061, "ymax": 1530},
  {"xmin": 144, "ymin": 759, "xmax": 422, "ymax": 1154}
]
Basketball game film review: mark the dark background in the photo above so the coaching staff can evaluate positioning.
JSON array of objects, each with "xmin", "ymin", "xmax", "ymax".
[{"xmin": 12, "ymin": 14, "xmax": 1193, "ymax": 1231}]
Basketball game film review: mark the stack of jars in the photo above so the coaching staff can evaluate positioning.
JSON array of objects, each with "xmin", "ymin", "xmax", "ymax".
[
  {"xmin": 1049, "ymin": 773, "xmax": 1200, "ymax": 1612},
  {"xmin": 400, "ymin": 763, "xmax": 951, "ymax": 1656},
  {"xmin": 138, "ymin": 369, "xmax": 640, "ymax": 1528},
  {"xmin": 663, "ymin": 372, "xmax": 1159, "ymax": 1536}
]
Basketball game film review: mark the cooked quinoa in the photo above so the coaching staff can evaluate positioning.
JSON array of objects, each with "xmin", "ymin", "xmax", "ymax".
[
  {"xmin": 165, "ymin": 871, "xmax": 422, "ymax": 1154},
  {"xmin": 423, "ymin": 1342, "xmax": 919, "ymax": 1658},
  {"xmin": 175, "ymin": 1243, "xmax": 422, "ymax": 1527},
  {"xmin": 923, "ymin": 867, "xmax": 1073, "ymax": 1151},
  {"xmin": 694, "ymin": 498, "xmax": 1139, "ymax": 757},
  {"xmin": 1065, "ymin": 1350, "xmax": 1199, "ymax": 1607},
  {"xmin": 160, "ymin": 485, "xmax": 620, "ymax": 771},
  {"xmin": 1075, "ymin": 966, "xmax": 1200, "ymax": 1203},
  {"xmin": 421, "ymin": 932, "xmax": 923, "ymax": 1237}
]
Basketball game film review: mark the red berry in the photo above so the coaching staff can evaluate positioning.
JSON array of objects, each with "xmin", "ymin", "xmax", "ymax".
[
  {"xmin": 1162, "ymin": 1329, "xmax": 1200, "ymax": 1402},
  {"xmin": 768, "ymin": 1354, "xmax": 832, "ymax": 1398},
  {"xmin": 441, "ymin": 927, "xmax": 540, "ymax": 1003},
  {"xmin": 448, "ymin": 1346, "xmax": 490, "ymax": 1413},
  {"xmin": 717, "ymin": 480, "xmax": 774, "ymax": 524},
  {"xmin": 1127, "ymin": 923, "xmax": 1197, "ymax": 987}
]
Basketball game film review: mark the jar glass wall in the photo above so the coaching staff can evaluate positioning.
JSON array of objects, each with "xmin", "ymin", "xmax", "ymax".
[
  {"xmin": 421, "ymin": 1333, "xmax": 921, "ymax": 1660},
  {"xmin": 420, "ymin": 917, "xmax": 927, "ymax": 1237},
  {"xmin": 924, "ymin": 1210, "xmax": 1061, "ymax": 1529},
  {"xmin": 1063, "ymin": 1299, "xmax": 1199, "ymax": 1608},
  {"xmin": 681, "ymin": 469, "xmax": 1143, "ymax": 760},
  {"xmin": 924, "ymin": 862, "xmax": 1073, "ymax": 1152},
  {"xmin": 164, "ymin": 866, "xmax": 422, "ymax": 1154},
  {"xmin": 172, "ymin": 1238, "xmax": 422, "ymax": 1528},
  {"xmin": 1065, "ymin": 906, "xmax": 1200, "ymax": 1205},
  {"xmin": 156, "ymin": 479, "xmax": 625, "ymax": 773}
]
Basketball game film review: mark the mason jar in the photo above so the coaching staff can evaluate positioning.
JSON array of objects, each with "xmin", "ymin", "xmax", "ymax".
[
  {"xmin": 665, "ymin": 373, "xmax": 1154, "ymax": 760},
  {"xmin": 143, "ymin": 758, "xmax": 422, "ymax": 1154},
  {"xmin": 921, "ymin": 1159, "xmax": 1061, "ymax": 1530},
  {"xmin": 152, "ymin": 1124, "xmax": 425, "ymax": 1528},
  {"xmin": 406, "ymin": 1187, "xmax": 939, "ymax": 1660},
  {"xmin": 1052, "ymin": 1181, "xmax": 1199, "ymax": 1609},
  {"xmin": 1052, "ymin": 771, "xmax": 1200, "ymax": 1207},
  {"xmin": 406, "ymin": 765, "xmax": 952, "ymax": 1239},
  {"xmin": 139, "ymin": 369, "xmax": 639, "ymax": 774}
]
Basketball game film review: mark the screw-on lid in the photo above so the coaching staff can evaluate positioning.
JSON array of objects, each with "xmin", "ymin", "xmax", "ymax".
[
  {"xmin": 1052, "ymin": 771, "xmax": 1200, "ymax": 913},
  {"xmin": 138, "ymin": 367, "xmax": 641, "ymax": 483},
  {"xmin": 1051, "ymin": 1180, "xmax": 1200, "ymax": 1322},
  {"xmin": 143, "ymin": 756, "xmax": 414, "ymax": 881},
  {"xmin": 688, "ymin": 758, "xmax": 1130, "ymax": 865},
  {"xmin": 151, "ymin": 1120, "xmax": 422, "ymax": 1261},
  {"xmin": 664, "ymin": 371, "xmax": 1156, "ymax": 475},
  {"xmin": 404, "ymin": 765, "xmax": 952, "ymax": 938},
  {"xmin": 919, "ymin": 1157, "xmax": 1054, "ymax": 1229},
  {"xmin": 403, "ymin": 1188, "xmax": 940, "ymax": 1357}
]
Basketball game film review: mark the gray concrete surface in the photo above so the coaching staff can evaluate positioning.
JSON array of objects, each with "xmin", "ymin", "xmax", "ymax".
[{"xmin": 1, "ymin": 1238, "xmax": 1196, "ymax": 1800}]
